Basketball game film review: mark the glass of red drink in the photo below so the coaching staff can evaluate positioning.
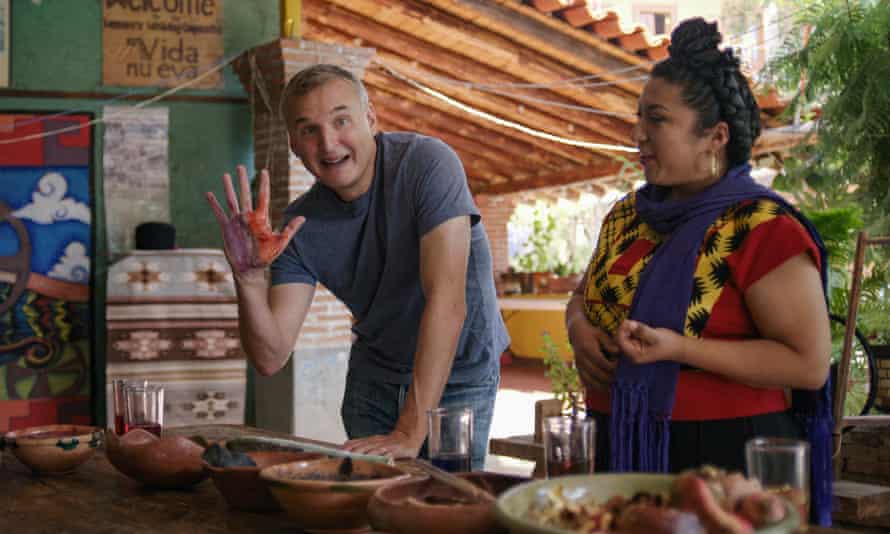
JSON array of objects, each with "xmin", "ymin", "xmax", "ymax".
[
  {"xmin": 427, "ymin": 407, "xmax": 473, "ymax": 472},
  {"xmin": 543, "ymin": 415, "xmax": 595, "ymax": 478},
  {"xmin": 745, "ymin": 437, "xmax": 810, "ymax": 530},
  {"xmin": 111, "ymin": 379, "xmax": 147, "ymax": 435},
  {"xmin": 125, "ymin": 383, "xmax": 165, "ymax": 437}
]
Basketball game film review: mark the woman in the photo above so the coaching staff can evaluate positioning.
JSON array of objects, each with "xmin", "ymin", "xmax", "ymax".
[{"xmin": 565, "ymin": 18, "xmax": 832, "ymax": 525}]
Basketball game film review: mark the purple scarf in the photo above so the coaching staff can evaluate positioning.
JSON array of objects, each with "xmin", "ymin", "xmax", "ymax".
[{"xmin": 609, "ymin": 163, "xmax": 833, "ymax": 526}]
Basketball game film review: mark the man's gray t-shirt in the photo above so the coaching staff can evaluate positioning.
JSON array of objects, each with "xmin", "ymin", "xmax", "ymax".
[{"xmin": 270, "ymin": 132, "xmax": 509, "ymax": 385}]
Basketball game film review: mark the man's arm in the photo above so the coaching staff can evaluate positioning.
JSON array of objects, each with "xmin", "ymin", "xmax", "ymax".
[
  {"xmin": 206, "ymin": 165, "xmax": 313, "ymax": 376},
  {"xmin": 343, "ymin": 215, "xmax": 471, "ymax": 457},
  {"xmin": 235, "ymin": 275, "xmax": 316, "ymax": 376}
]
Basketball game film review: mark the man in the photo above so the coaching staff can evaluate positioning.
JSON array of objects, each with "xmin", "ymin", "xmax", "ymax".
[{"xmin": 206, "ymin": 64, "xmax": 508, "ymax": 468}]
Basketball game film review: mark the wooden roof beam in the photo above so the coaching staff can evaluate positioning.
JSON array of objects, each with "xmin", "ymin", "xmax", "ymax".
[
  {"xmin": 307, "ymin": 21, "xmax": 627, "ymax": 155},
  {"xmin": 318, "ymin": 0, "xmax": 638, "ymax": 116},
  {"xmin": 421, "ymin": 0, "xmax": 650, "ymax": 88},
  {"xmin": 362, "ymin": 68, "xmax": 601, "ymax": 165},
  {"xmin": 302, "ymin": 2, "xmax": 634, "ymax": 143},
  {"xmin": 374, "ymin": 106, "xmax": 540, "ymax": 176},
  {"xmin": 475, "ymin": 161, "xmax": 625, "ymax": 195},
  {"xmin": 368, "ymin": 87, "xmax": 570, "ymax": 170}
]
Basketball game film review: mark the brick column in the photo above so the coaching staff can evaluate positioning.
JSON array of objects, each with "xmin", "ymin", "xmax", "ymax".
[
  {"xmin": 235, "ymin": 39, "xmax": 374, "ymax": 441},
  {"xmin": 475, "ymin": 193, "xmax": 516, "ymax": 277}
]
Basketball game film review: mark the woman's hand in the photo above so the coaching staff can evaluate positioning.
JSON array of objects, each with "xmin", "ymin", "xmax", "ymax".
[
  {"xmin": 615, "ymin": 319, "xmax": 686, "ymax": 365},
  {"xmin": 568, "ymin": 313, "xmax": 620, "ymax": 391},
  {"xmin": 206, "ymin": 165, "xmax": 304, "ymax": 278}
]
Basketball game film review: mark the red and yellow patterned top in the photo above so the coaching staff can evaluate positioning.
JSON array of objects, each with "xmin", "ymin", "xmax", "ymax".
[{"xmin": 582, "ymin": 194, "xmax": 822, "ymax": 420}]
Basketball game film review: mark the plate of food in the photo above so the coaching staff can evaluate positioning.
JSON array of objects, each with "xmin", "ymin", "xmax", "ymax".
[{"xmin": 495, "ymin": 466, "xmax": 799, "ymax": 534}]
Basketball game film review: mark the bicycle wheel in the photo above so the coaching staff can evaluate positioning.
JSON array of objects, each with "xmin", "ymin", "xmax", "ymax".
[{"xmin": 829, "ymin": 313, "xmax": 878, "ymax": 417}]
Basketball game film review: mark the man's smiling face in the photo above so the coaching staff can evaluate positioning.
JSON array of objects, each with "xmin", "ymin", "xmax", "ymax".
[{"xmin": 285, "ymin": 78, "xmax": 378, "ymax": 202}]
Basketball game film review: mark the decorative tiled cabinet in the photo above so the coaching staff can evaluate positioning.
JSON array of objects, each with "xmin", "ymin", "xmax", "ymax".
[{"xmin": 106, "ymin": 249, "xmax": 246, "ymax": 427}]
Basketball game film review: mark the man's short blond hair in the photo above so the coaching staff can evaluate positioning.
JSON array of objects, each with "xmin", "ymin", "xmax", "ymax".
[{"xmin": 279, "ymin": 64, "xmax": 369, "ymax": 121}]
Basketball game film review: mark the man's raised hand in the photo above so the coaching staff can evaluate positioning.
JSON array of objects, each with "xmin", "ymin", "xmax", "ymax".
[{"xmin": 206, "ymin": 166, "xmax": 305, "ymax": 274}]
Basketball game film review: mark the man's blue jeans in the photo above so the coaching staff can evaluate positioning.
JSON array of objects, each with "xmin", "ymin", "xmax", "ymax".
[{"xmin": 341, "ymin": 368, "xmax": 499, "ymax": 470}]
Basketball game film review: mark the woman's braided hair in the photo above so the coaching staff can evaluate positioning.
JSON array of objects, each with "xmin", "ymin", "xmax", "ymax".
[{"xmin": 653, "ymin": 18, "xmax": 761, "ymax": 166}]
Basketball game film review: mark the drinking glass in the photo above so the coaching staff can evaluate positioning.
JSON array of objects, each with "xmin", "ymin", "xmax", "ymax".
[
  {"xmin": 745, "ymin": 437, "xmax": 810, "ymax": 529},
  {"xmin": 111, "ymin": 379, "xmax": 147, "ymax": 435},
  {"xmin": 125, "ymin": 384, "xmax": 165, "ymax": 437},
  {"xmin": 543, "ymin": 415, "xmax": 595, "ymax": 478},
  {"xmin": 427, "ymin": 407, "xmax": 473, "ymax": 472}
]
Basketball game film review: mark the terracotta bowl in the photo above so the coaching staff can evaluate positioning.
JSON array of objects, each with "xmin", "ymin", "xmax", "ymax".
[
  {"xmin": 105, "ymin": 429, "xmax": 207, "ymax": 489},
  {"xmin": 205, "ymin": 449, "xmax": 325, "ymax": 512},
  {"xmin": 259, "ymin": 457, "xmax": 410, "ymax": 531},
  {"xmin": 368, "ymin": 471, "xmax": 530, "ymax": 534},
  {"xmin": 2, "ymin": 424, "xmax": 103, "ymax": 475}
]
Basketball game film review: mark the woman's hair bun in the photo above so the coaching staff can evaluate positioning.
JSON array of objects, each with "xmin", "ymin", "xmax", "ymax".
[{"xmin": 667, "ymin": 18, "xmax": 726, "ymax": 74}]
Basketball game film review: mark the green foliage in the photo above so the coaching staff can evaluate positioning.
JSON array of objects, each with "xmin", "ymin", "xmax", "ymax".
[
  {"xmin": 509, "ymin": 196, "xmax": 617, "ymax": 275},
  {"xmin": 514, "ymin": 207, "xmax": 558, "ymax": 273},
  {"xmin": 770, "ymin": 0, "xmax": 890, "ymax": 234},
  {"xmin": 540, "ymin": 333, "xmax": 584, "ymax": 417},
  {"xmin": 769, "ymin": 0, "xmax": 890, "ymax": 346}
]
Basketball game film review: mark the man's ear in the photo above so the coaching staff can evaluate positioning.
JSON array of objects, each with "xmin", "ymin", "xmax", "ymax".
[{"xmin": 366, "ymin": 103, "xmax": 377, "ymax": 133}]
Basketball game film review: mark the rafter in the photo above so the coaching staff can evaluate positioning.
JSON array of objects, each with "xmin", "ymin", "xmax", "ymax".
[
  {"xmin": 362, "ymin": 67, "xmax": 605, "ymax": 165},
  {"xmin": 318, "ymin": 0, "xmax": 637, "ymax": 117},
  {"xmin": 475, "ymin": 161, "xmax": 625, "ymax": 195},
  {"xmin": 368, "ymin": 87, "xmax": 569, "ymax": 170},
  {"xmin": 374, "ymin": 106, "xmax": 538, "ymax": 176},
  {"xmin": 422, "ymin": 0, "xmax": 650, "ymax": 90},
  {"xmin": 302, "ymin": 0, "xmax": 633, "ymax": 144}
]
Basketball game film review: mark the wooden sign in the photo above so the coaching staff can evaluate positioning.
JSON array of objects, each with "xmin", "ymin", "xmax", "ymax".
[{"xmin": 102, "ymin": 0, "xmax": 224, "ymax": 89}]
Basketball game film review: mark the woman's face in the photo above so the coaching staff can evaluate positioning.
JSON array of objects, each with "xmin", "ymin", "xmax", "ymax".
[{"xmin": 632, "ymin": 77, "xmax": 729, "ymax": 199}]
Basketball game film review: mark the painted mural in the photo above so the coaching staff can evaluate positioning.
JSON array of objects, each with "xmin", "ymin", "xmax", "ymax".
[{"xmin": 0, "ymin": 112, "xmax": 93, "ymax": 431}]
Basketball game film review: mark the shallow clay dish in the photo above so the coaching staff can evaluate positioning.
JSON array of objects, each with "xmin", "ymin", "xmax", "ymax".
[
  {"xmin": 495, "ymin": 473, "xmax": 800, "ymax": 534},
  {"xmin": 105, "ymin": 429, "xmax": 207, "ymax": 489},
  {"xmin": 2, "ymin": 424, "xmax": 103, "ymax": 475},
  {"xmin": 368, "ymin": 471, "xmax": 530, "ymax": 534},
  {"xmin": 260, "ymin": 456, "xmax": 410, "ymax": 532},
  {"xmin": 205, "ymin": 449, "xmax": 324, "ymax": 512}
]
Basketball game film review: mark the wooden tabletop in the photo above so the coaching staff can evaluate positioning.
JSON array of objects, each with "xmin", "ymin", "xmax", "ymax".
[
  {"xmin": 0, "ymin": 424, "xmax": 868, "ymax": 533},
  {"xmin": 0, "ymin": 425, "xmax": 314, "ymax": 533}
]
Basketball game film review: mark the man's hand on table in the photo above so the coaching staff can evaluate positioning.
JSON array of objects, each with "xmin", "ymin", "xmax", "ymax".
[{"xmin": 342, "ymin": 429, "xmax": 425, "ymax": 460}]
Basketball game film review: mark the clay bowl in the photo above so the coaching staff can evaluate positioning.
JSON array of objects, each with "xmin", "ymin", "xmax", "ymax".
[
  {"xmin": 204, "ymin": 449, "xmax": 325, "ymax": 512},
  {"xmin": 259, "ymin": 457, "xmax": 411, "ymax": 532},
  {"xmin": 2, "ymin": 424, "xmax": 103, "ymax": 475},
  {"xmin": 105, "ymin": 429, "xmax": 207, "ymax": 489},
  {"xmin": 368, "ymin": 471, "xmax": 531, "ymax": 534}
]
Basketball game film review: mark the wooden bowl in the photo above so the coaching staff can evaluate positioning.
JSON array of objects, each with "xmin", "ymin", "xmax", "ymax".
[
  {"xmin": 105, "ymin": 429, "xmax": 207, "ymax": 489},
  {"xmin": 368, "ymin": 471, "xmax": 530, "ymax": 534},
  {"xmin": 2, "ymin": 424, "xmax": 103, "ymax": 475},
  {"xmin": 259, "ymin": 457, "xmax": 410, "ymax": 531},
  {"xmin": 205, "ymin": 450, "xmax": 324, "ymax": 512}
]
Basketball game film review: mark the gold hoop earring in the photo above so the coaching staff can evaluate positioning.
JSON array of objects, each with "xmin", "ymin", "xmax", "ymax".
[{"xmin": 711, "ymin": 153, "xmax": 718, "ymax": 179}]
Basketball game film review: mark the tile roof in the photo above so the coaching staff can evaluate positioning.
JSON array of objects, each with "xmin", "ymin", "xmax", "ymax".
[
  {"xmin": 524, "ymin": 1, "xmax": 788, "ymax": 114},
  {"xmin": 527, "ymin": 1, "xmax": 670, "ymax": 62}
]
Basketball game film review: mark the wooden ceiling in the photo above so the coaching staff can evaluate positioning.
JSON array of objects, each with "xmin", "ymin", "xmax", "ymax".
[{"xmin": 299, "ymin": 0, "xmax": 793, "ymax": 196}]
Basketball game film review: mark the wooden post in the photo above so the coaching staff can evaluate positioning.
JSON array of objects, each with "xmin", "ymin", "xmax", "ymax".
[{"xmin": 281, "ymin": 0, "xmax": 302, "ymax": 39}]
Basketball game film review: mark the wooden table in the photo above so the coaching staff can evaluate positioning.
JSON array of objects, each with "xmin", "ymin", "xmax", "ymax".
[
  {"xmin": 0, "ymin": 424, "xmax": 866, "ymax": 533},
  {"xmin": 0, "ymin": 425, "xmax": 318, "ymax": 533}
]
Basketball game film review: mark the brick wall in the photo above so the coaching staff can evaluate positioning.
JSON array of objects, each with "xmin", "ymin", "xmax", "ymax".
[
  {"xmin": 875, "ymin": 346, "xmax": 890, "ymax": 411},
  {"xmin": 475, "ymin": 193, "xmax": 516, "ymax": 277}
]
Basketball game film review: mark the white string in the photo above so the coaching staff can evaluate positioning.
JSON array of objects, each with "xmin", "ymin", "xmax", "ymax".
[
  {"xmin": 0, "ymin": 53, "xmax": 239, "ymax": 145},
  {"xmin": 378, "ymin": 62, "xmax": 638, "ymax": 153}
]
